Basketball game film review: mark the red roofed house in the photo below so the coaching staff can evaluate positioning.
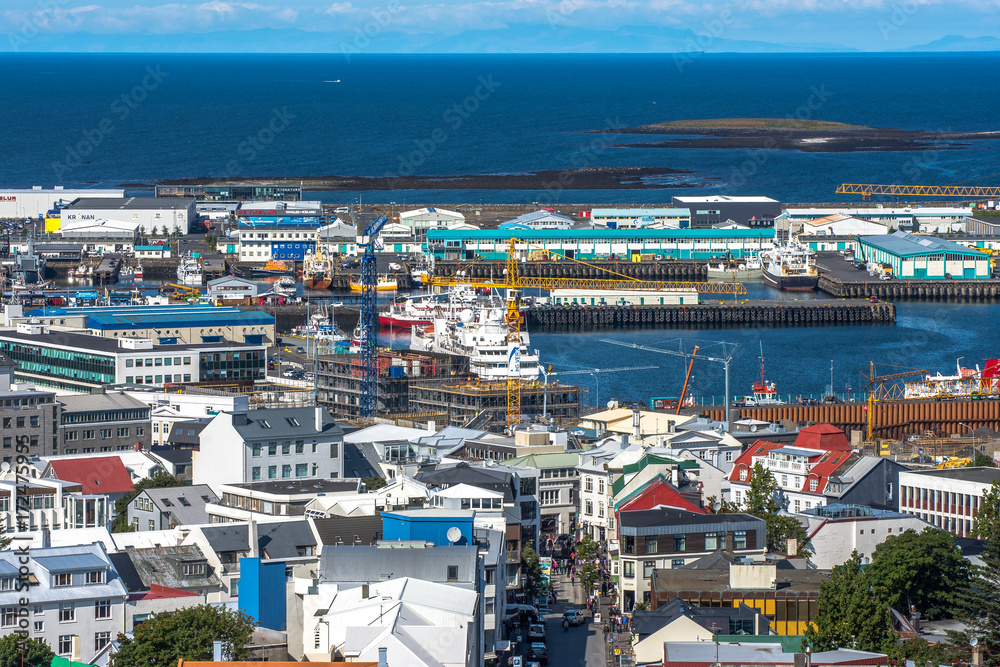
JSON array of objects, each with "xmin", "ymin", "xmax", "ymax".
[
  {"xmin": 727, "ymin": 424, "xmax": 907, "ymax": 514},
  {"xmin": 45, "ymin": 455, "xmax": 135, "ymax": 501}
]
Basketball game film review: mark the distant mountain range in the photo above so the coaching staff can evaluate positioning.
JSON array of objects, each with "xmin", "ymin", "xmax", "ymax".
[{"xmin": 5, "ymin": 28, "xmax": 1000, "ymax": 54}]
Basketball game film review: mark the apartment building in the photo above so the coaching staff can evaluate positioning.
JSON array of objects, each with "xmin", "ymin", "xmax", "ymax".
[{"xmin": 898, "ymin": 467, "xmax": 1000, "ymax": 537}]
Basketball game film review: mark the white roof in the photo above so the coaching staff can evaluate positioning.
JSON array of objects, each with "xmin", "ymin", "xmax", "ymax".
[
  {"xmin": 433, "ymin": 483, "xmax": 503, "ymax": 499},
  {"xmin": 400, "ymin": 207, "xmax": 464, "ymax": 220},
  {"xmin": 344, "ymin": 423, "xmax": 431, "ymax": 444},
  {"xmin": 674, "ymin": 195, "xmax": 778, "ymax": 203}
]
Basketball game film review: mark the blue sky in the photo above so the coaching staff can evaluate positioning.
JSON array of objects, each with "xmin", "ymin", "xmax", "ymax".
[{"xmin": 3, "ymin": 0, "xmax": 1000, "ymax": 52}]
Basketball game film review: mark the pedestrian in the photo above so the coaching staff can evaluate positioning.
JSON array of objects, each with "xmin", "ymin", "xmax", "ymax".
[
  {"xmin": 563, "ymin": 618, "xmax": 569, "ymax": 633},
  {"xmin": 603, "ymin": 623, "xmax": 610, "ymax": 641},
  {"xmin": 570, "ymin": 573, "xmax": 575, "ymax": 585}
]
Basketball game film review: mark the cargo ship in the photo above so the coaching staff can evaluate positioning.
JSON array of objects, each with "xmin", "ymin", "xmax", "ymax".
[
  {"xmin": 762, "ymin": 242, "xmax": 818, "ymax": 291},
  {"xmin": 303, "ymin": 249, "xmax": 333, "ymax": 290}
]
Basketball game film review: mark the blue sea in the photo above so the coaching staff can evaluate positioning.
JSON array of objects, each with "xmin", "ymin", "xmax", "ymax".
[{"xmin": 4, "ymin": 52, "xmax": 1000, "ymax": 405}]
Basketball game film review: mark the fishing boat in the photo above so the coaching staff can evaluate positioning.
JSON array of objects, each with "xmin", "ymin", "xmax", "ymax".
[
  {"xmin": 177, "ymin": 253, "xmax": 203, "ymax": 285},
  {"xmin": 349, "ymin": 274, "xmax": 398, "ymax": 292},
  {"xmin": 741, "ymin": 343, "xmax": 784, "ymax": 405},
  {"xmin": 303, "ymin": 248, "xmax": 334, "ymax": 290},
  {"xmin": 761, "ymin": 242, "xmax": 818, "ymax": 291},
  {"xmin": 252, "ymin": 259, "xmax": 296, "ymax": 277},
  {"xmin": 119, "ymin": 265, "xmax": 134, "ymax": 279},
  {"xmin": 134, "ymin": 263, "xmax": 144, "ymax": 281},
  {"xmin": 410, "ymin": 267, "xmax": 430, "ymax": 285},
  {"xmin": 273, "ymin": 276, "xmax": 297, "ymax": 296},
  {"xmin": 707, "ymin": 254, "xmax": 763, "ymax": 282},
  {"xmin": 378, "ymin": 286, "xmax": 490, "ymax": 328}
]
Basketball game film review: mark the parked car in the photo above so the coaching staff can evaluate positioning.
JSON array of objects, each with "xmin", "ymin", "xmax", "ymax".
[
  {"xmin": 562, "ymin": 609, "xmax": 585, "ymax": 626},
  {"xmin": 528, "ymin": 624, "xmax": 546, "ymax": 641},
  {"xmin": 528, "ymin": 643, "xmax": 548, "ymax": 665},
  {"xmin": 295, "ymin": 346, "xmax": 305, "ymax": 353}
]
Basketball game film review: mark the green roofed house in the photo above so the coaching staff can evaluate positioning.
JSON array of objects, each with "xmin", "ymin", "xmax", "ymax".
[
  {"xmin": 857, "ymin": 231, "xmax": 992, "ymax": 280},
  {"xmin": 505, "ymin": 451, "xmax": 581, "ymax": 536}
]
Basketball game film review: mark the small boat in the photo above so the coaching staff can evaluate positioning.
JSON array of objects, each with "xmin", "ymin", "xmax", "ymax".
[
  {"xmin": 252, "ymin": 259, "xmax": 296, "ymax": 277},
  {"xmin": 273, "ymin": 276, "xmax": 297, "ymax": 296},
  {"xmin": 177, "ymin": 253, "xmax": 203, "ymax": 285},
  {"xmin": 134, "ymin": 263, "xmax": 144, "ymax": 281},
  {"xmin": 744, "ymin": 343, "xmax": 784, "ymax": 405},
  {"xmin": 349, "ymin": 275, "xmax": 397, "ymax": 292},
  {"xmin": 707, "ymin": 254, "xmax": 763, "ymax": 282},
  {"xmin": 119, "ymin": 265, "xmax": 134, "ymax": 278}
]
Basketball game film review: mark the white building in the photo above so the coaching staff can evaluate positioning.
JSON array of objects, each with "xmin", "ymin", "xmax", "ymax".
[
  {"xmin": 779, "ymin": 206, "xmax": 972, "ymax": 235},
  {"xmin": 303, "ymin": 475, "xmax": 431, "ymax": 518},
  {"xmin": 208, "ymin": 478, "xmax": 360, "ymax": 523},
  {"xmin": 0, "ymin": 543, "xmax": 128, "ymax": 664},
  {"xmin": 0, "ymin": 186, "xmax": 124, "ymax": 219},
  {"xmin": 58, "ymin": 217, "xmax": 139, "ymax": 242},
  {"xmin": 0, "ymin": 477, "xmax": 110, "ymax": 534},
  {"xmin": 192, "ymin": 406, "xmax": 345, "ymax": 493},
  {"xmin": 125, "ymin": 389, "xmax": 250, "ymax": 448},
  {"xmin": 792, "ymin": 213, "xmax": 890, "ymax": 238},
  {"xmin": 207, "ymin": 276, "xmax": 258, "ymax": 303},
  {"xmin": 237, "ymin": 226, "xmax": 319, "ymax": 262},
  {"xmin": 898, "ymin": 467, "xmax": 1000, "ymax": 537},
  {"xmin": 499, "ymin": 210, "xmax": 576, "ymax": 230},
  {"xmin": 60, "ymin": 197, "xmax": 196, "ymax": 235},
  {"xmin": 590, "ymin": 208, "xmax": 691, "ymax": 229},
  {"xmin": 794, "ymin": 504, "xmax": 932, "ymax": 569},
  {"xmin": 399, "ymin": 207, "xmax": 466, "ymax": 234},
  {"xmin": 577, "ymin": 438, "xmax": 628, "ymax": 541}
]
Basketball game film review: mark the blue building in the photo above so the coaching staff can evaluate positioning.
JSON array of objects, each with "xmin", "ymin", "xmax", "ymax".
[
  {"xmin": 858, "ymin": 231, "xmax": 992, "ymax": 280},
  {"xmin": 236, "ymin": 201, "xmax": 322, "ymax": 228},
  {"xmin": 381, "ymin": 508, "xmax": 475, "ymax": 546},
  {"xmin": 426, "ymin": 228, "xmax": 775, "ymax": 261}
]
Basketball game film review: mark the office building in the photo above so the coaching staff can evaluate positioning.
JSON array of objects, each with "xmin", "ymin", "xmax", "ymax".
[{"xmin": 898, "ymin": 467, "xmax": 1000, "ymax": 537}]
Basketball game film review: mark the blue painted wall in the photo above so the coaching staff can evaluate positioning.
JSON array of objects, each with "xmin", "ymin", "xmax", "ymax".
[
  {"xmin": 381, "ymin": 512, "xmax": 473, "ymax": 546},
  {"xmin": 238, "ymin": 557, "xmax": 286, "ymax": 631}
]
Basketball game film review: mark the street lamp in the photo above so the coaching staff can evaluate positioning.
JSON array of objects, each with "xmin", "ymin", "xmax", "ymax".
[{"xmin": 958, "ymin": 422, "xmax": 977, "ymax": 461}]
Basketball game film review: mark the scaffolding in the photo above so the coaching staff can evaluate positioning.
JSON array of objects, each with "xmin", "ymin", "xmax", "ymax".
[{"xmin": 408, "ymin": 378, "xmax": 583, "ymax": 429}]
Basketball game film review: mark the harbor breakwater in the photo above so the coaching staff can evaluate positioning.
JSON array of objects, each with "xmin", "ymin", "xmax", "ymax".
[{"xmin": 819, "ymin": 276, "xmax": 1000, "ymax": 301}]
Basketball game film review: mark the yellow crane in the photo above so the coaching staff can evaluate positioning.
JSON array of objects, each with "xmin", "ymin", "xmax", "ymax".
[
  {"xmin": 427, "ymin": 238, "xmax": 747, "ymax": 426},
  {"xmin": 860, "ymin": 362, "xmax": 929, "ymax": 441},
  {"xmin": 837, "ymin": 183, "xmax": 1000, "ymax": 200}
]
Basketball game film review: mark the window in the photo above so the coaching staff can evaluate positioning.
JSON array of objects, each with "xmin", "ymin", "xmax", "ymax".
[
  {"xmin": 149, "ymin": 520, "xmax": 155, "ymax": 530},
  {"xmin": 282, "ymin": 465, "xmax": 291, "ymax": 478},
  {"xmin": 295, "ymin": 463, "xmax": 308, "ymax": 477},
  {"xmin": 178, "ymin": 497, "xmax": 190, "ymax": 507},
  {"xmin": 33, "ymin": 621, "xmax": 43, "ymax": 633},
  {"xmin": 622, "ymin": 560, "xmax": 635, "ymax": 578},
  {"xmin": 59, "ymin": 636, "xmax": 75, "ymax": 656},
  {"xmin": 59, "ymin": 603, "xmax": 75, "ymax": 622},
  {"xmin": 672, "ymin": 559, "xmax": 685, "ymax": 568},
  {"xmin": 95, "ymin": 631, "xmax": 111, "ymax": 652},
  {"xmin": 268, "ymin": 444, "xmax": 277, "ymax": 456},
  {"xmin": 252, "ymin": 467, "xmax": 261, "ymax": 481},
  {"xmin": 53, "ymin": 573, "xmax": 72, "ymax": 587},
  {"xmin": 809, "ymin": 478, "xmax": 818, "ymax": 492},
  {"xmin": 643, "ymin": 560, "xmax": 655, "ymax": 579},
  {"xmin": 645, "ymin": 537, "xmax": 658, "ymax": 554},
  {"xmin": 584, "ymin": 476, "xmax": 593, "ymax": 492},
  {"xmin": 673, "ymin": 534, "xmax": 686, "ymax": 552},
  {"xmin": 705, "ymin": 532, "xmax": 723, "ymax": 550},
  {"xmin": 734, "ymin": 530, "xmax": 747, "ymax": 549},
  {"xmin": 794, "ymin": 499, "xmax": 801, "ymax": 513},
  {"xmin": 282, "ymin": 444, "xmax": 290, "ymax": 455},
  {"xmin": 94, "ymin": 599, "xmax": 111, "ymax": 619},
  {"xmin": 1, "ymin": 607, "xmax": 16, "ymax": 628},
  {"xmin": 598, "ymin": 479, "xmax": 605, "ymax": 494},
  {"xmin": 598, "ymin": 502, "xmax": 605, "ymax": 518},
  {"xmin": 584, "ymin": 500, "xmax": 593, "ymax": 516},
  {"xmin": 447, "ymin": 565, "xmax": 459, "ymax": 581},
  {"xmin": 725, "ymin": 451, "xmax": 734, "ymax": 462},
  {"xmin": 181, "ymin": 561, "xmax": 206, "ymax": 576},
  {"xmin": 252, "ymin": 443, "xmax": 261, "ymax": 457},
  {"xmin": 85, "ymin": 570, "xmax": 104, "ymax": 584},
  {"xmin": 739, "ymin": 468, "xmax": 748, "ymax": 481}
]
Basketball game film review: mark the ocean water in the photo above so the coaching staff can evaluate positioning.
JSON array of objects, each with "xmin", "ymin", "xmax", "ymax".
[
  {"xmin": 6, "ymin": 52, "xmax": 1000, "ymax": 405},
  {"xmin": 2, "ymin": 52, "xmax": 1000, "ymax": 203}
]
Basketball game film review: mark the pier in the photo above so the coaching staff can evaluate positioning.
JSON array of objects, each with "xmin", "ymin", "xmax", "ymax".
[
  {"xmin": 819, "ymin": 275, "xmax": 1000, "ymax": 301},
  {"xmin": 526, "ymin": 299, "xmax": 895, "ymax": 329},
  {"xmin": 433, "ymin": 258, "xmax": 707, "ymax": 281},
  {"xmin": 93, "ymin": 256, "xmax": 121, "ymax": 284}
]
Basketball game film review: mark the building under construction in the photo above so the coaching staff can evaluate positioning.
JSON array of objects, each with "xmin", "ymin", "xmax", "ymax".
[
  {"xmin": 317, "ymin": 350, "xmax": 470, "ymax": 421},
  {"xmin": 409, "ymin": 378, "xmax": 583, "ymax": 428}
]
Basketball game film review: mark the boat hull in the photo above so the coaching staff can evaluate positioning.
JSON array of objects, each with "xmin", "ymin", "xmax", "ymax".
[
  {"xmin": 378, "ymin": 314, "xmax": 433, "ymax": 329},
  {"xmin": 252, "ymin": 269, "xmax": 297, "ymax": 277},
  {"xmin": 762, "ymin": 268, "xmax": 818, "ymax": 291},
  {"xmin": 304, "ymin": 277, "xmax": 332, "ymax": 290},
  {"xmin": 350, "ymin": 283, "xmax": 397, "ymax": 293}
]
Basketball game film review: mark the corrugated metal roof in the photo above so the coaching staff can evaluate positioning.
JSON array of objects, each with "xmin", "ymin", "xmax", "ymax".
[
  {"xmin": 427, "ymin": 228, "xmax": 775, "ymax": 240},
  {"xmin": 859, "ymin": 231, "xmax": 988, "ymax": 257},
  {"xmin": 591, "ymin": 208, "xmax": 690, "ymax": 217}
]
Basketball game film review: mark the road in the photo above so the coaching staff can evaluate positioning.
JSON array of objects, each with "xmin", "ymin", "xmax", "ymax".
[{"xmin": 527, "ymin": 571, "xmax": 606, "ymax": 667}]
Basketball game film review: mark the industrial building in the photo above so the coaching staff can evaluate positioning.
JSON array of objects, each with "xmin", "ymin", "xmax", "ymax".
[
  {"xmin": 426, "ymin": 228, "xmax": 775, "ymax": 261},
  {"xmin": 0, "ymin": 186, "xmax": 124, "ymax": 219},
  {"xmin": 60, "ymin": 197, "xmax": 197, "ymax": 235},
  {"xmin": 58, "ymin": 217, "xmax": 140, "ymax": 245},
  {"xmin": 671, "ymin": 196, "xmax": 780, "ymax": 228},
  {"xmin": 0, "ymin": 324, "xmax": 266, "ymax": 392},
  {"xmin": 857, "ymin": 231, "xmax": 992, "ymax": 280},
  {"xmin": 156, "ymin": 183, "xmax": 302, "ymax": 202},
  {"xmin": 792, "ymin": 213, "xmax": 890, "ymax": 238},
  {"xmin": 408, "ymin": 378, "xmax": 582, "ymax": 427},
  {"xmin": 236, "ymin": 201, "xmax": 322, "ymax": 228},
  {"xmin": 317, "ymin": 350, "xmax": 469, "ymax": 421},
  {"xmin": 237, "ymin": 226, "xmax": 320, "ymax": 262},
  {"xmin": 498, "ymin": 210, "xmax": 575, "ymax": 230},
  {"xmin": 398, "ymin": 207, "xmax": 466, "ymax": 236},
  {"xmin": 590, "ymin": 208, "xmax": 691, "ymax": 229},
  {"xmin": 779, "ymin": 206, "xmax": 972, "ymax": 234},
  {"xmin": 13, "ymin": 303, "xmax": 274, "ymax": 345}
]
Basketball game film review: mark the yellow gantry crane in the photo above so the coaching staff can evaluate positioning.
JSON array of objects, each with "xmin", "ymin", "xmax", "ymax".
[
  {"xmin": 428, "ymin": 238, "xmax": 747, "ymax": 426},
  {"xmin": 837, "ymin": 183, "xmax": 1000, "ymax": 200},
  {"xmin": 861, "ymin": 362, "xmax": 929, "ymax": 440}
]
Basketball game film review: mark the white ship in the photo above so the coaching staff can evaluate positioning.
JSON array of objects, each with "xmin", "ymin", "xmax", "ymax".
[
  {"xmin": 410, "ymin": 307, "xmax": 540, "ymax": 381},
  {"xmin": 761, "ymin": 242, "xmax": 818, "ymax": 291},
  {"xmin": 176, "ymin": 254, "xmax": 203, "ymax": 285}
]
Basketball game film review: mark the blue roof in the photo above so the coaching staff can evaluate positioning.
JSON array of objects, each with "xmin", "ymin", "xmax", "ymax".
[
  {"xmin": 25, "ymin": 304, "xmax": 274, "ymax": 330},
  {"xmin": 859, "ymin": 231, "xmax": 989, "ymax": 258},
  {"xmin": 134, "ymin": 245, "xmax": 165, "ymax": 251},
  {"xmin": 428, "ymin": 228, "xmax": 774, "ymax": 240},
  {"xmin": 34, "ymin": 553, "xmax": 107, "ymax": 572},
  {"xmin": 590, "ymin": 208, "xmax": 690, "ymax": 217}
]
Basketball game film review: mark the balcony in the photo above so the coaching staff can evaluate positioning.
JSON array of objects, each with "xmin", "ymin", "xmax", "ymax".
[{"xmin": 506, "ymin": 549, "xmax": 520, "ymax": 564}]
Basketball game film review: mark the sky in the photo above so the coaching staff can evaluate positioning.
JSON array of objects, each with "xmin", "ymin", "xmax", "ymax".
[{"xmin": 3, "ymin": 0, "xmax": 1000, "ymax": 53}]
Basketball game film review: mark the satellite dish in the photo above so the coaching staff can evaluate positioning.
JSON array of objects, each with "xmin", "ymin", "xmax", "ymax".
[
  {"xmin": 0, "ymin": 462, "xmax": 9, "ymax": 473},
  {"xmin": 971, "ymin": 638, "xmax": 979, "ymax": 647},
  {"xmin": 446, "ymin": 526, "xmax": 462, "ymax": 544}
]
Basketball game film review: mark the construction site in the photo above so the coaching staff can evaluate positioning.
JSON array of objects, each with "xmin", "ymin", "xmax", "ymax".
[{"xmin": 408, "ymin": 377, "xmax": 584, "ymax": 428}]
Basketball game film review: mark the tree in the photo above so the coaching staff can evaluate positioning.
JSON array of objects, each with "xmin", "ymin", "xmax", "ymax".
[
  {"xmin": 740, "ymin": 462, "xmax": 809, "ymax": 554},
  {"xmin": 973, "ymin": 481, "xmax": 1000, "ymax": 543},
  {"xmin": 867, "ymin": 528, "xmax": 971, "ymax": 621},
  {"xmin": 0, "ymin": 635, "xmax": 54, "ymax": 667},
  {"xmin": 576, "ymin": 535, "xmax": 601, "ymax": 595},
  {"xmin": 805, "ymin": 551, "xmax": 894, "ymax": 653},
  {"xmin": 704, "ymin": 495, "xmax": 739, "ymax": 513},
  {"xmin": 362, "ymin": 476, "xmax": 387, "ymax": 492},
  {"xmin": 520, "ymin": 546, "xmax": 547, "ymax": 605},
  {"xmin": 0, "ymin": 522, "xmax": 10, "ymax": 551},
  {"xmin": 972, "ymin": 453, "xmax": 995, "ymax": 468},
  {"xmin": 111, "ymin": 471, "xmax": 187, "ymax": 532},
  {"xmin": 111, "ymin": 605, "xmax": 255, "ymax": 667}
]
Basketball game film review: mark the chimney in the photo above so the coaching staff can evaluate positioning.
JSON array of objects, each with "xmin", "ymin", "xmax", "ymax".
[
  {"xmin": 41, "ymin": 527, "xmax": 50, "ymax": 549},
  {"xmin": 362, "ymin": 583, "xmax": 370, "ymax": 599},
  {"xmin": 427, "ymin": 420, "xmax": 436, "ymax": 433},
  {"xmin": 909, "ymin": 605, "xmax": 921, "ymax": 632},
  {"xmin": 378, "ymin": 647, "xmax": 388, "ymax": 667},
  {"xmin": 632, "ymin": 409, "xmax": 641, "ymax": 440},
  {"xmin": 670, "ymin": 466, "xmax": 679, "ymax": 487},
  {"xmin": 314, "ymin": 406, "xmax": 324, "ymax": 432},
  {"xmin": 786, "ymin": 537, "xmax": 798, "ymax": 556},
  {"xmin": 620, "ymin": 433, "xmax": 629, "ymax": 450}
]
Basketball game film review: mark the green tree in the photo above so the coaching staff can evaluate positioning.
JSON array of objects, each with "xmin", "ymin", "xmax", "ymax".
[
  {"xmin": 867, "ymin": 528, "xmax": 971, "ymax": 621},
  {"xmin": 112, "ymin": 605, "xmax": 255, "ymax": 667},
  {"xmin": 520, "ymin": 546, "xmax": 547, "ymax": 605},
  {"xmin": 805, "ymin": 551, "xmax": 894, "ymax": 653},
  {"xmin": 0, "ymin": 635, "xmax": 54, "ymax": 667},
  {"xmin": 576, "ymin": 535, "xmax": 601, "ymax": 595},
  {"xmin": 973, "ymin": 481, "xmax": 1000, "ymax": 543},
  {"xmin": 741, "ymin": 462, "xmax": 809, "ymax": 554},
  {"xmin": 362, "ymin": 476, "xmax": 387, "ymax": 492},
  {"xmin": 972, "ymin": 453, "xmax": 995, "ymax": 468},
  {"xmin": 962, "ymin": 502, "xmax": 1000, "ymax": 666},
  {"xmin": 111, "ymin": 471, "xmax": 187, "ymax": 532},
  {"xmin": 704, "ymin": 495, "xmax": 739, "ymax": 513}
]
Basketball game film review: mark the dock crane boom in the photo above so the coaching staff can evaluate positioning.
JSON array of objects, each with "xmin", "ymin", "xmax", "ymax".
[
  {"xmin": 429, "ymin": 238, "xmax": 746, "ymax": 427},
  {"xmin": 837, "ymin": 183, "xmax": 1000, "ymax": 200},
  {"xmin": 358, "ymin": 213, "xmax": 390, "ymax": 417},
  {"xmin": 677, "ymin": 346, "xmax": 699, "ymax": 415}
]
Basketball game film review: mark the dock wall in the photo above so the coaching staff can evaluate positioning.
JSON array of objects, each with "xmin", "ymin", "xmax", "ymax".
[
  {"xmin": 433, "ymin": 259, "xmax": 708, "ymax": 281},
  {"xmin": 819, "ymin": 276, "xmax": 1000, "ymax": 301}
]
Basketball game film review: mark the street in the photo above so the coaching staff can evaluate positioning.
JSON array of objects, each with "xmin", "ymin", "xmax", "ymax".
[{"xmin": 527, "ymin": 570, "xmax": 606, "ymax": 667}]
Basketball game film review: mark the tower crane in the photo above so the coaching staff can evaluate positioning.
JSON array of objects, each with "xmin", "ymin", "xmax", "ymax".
[
  {"xmin": 836, "ymin": 183, "xmax": 1000, "ymax": 200},
  {"xmin": 860, "ymin": 362, "xmax": 928, "ymax": 441},
  {"xmin": 537, "ymin": 364, "xmax": 660, "ymax": 418},
  {"xmin": 357, "ymin": 213, "xmax": 389, "ymax": 417},
  {"xmin": 428, "ymin": 238, "xmax": 746, "ymax": 426}
]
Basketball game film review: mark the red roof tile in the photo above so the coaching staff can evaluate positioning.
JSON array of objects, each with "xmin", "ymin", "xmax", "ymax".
[
  {"xmin": 129, "ymin": 584, "xmax": 200, "ymax": 601},
  {"xmin": 617, "ymin": 476, "xmax": 704, "ymax": 515},
  {"xmin": 794, "ymin": 424, "xmax": 851, "ymax": 452},
  {"xmin": 48, "ymin": 456, "xmax": 135, "ymax": 495}
]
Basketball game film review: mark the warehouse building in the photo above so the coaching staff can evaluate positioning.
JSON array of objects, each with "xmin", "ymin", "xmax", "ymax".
[
  {"xmin": 156, "ymin": 183, "xmax": 302, "ymax": 202},
  {"xmin": 671, "ymin": 196, "xmax": 780, "ymax": 228},
  {"xmin": 399, "ymin": 207, "xmax": 466, "ymax": 236},
  {"xmin": 237, "ymin": 201, "xmax": 322, "ymax": 228},
  {"xmin": 0, "ymin": 186, "xmax": 124, "ymax": 219},
  {"xmin": 237, "ymin": 226, "xmax": 319, "ymax": 262},
  {"xmin": 426, "ymin": 228, "xmax": 775, "ymax": 261},
  {"xmin": 499, "ymin": 210, "xmax": 576, "ymax": 230},
  {"xmin": 60, "ymin": 197, "xmax": 197, "ymax": 235},
  {"xmin": 857, "ymin": 231, "xmax": 992, "ymax": 280},
  {"xmin": 779, "ymin": 206, "xmax": 971, "ymax": 235},
  {"xmin": 0, "ymin": 324, "xmax": 266, "ymax": 393},
  {"xmin": 590, "ymin": 208, "xmax": 691, "ymax": 229}
]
